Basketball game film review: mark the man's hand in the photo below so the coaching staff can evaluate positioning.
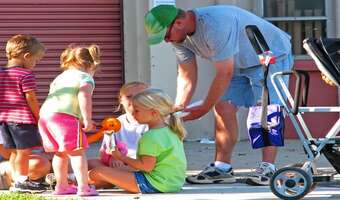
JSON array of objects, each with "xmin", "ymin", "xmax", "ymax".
[
  {"xmin": 183, "ymin": 104, "xmax": 209, "ymax": 121},
  {"xmin": 173, "ymin": 104, "xmax": 185, "ymax": 113}
]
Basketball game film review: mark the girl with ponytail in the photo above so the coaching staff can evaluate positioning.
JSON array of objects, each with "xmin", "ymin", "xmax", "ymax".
[{"xmin": 89, "ymin": 88, "xmax": 187, "ymax": 194}]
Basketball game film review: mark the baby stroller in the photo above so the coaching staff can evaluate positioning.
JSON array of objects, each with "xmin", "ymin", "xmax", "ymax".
[{"xmin": 246, "ymin": 25, "xmax": 340, "ymax": 200}]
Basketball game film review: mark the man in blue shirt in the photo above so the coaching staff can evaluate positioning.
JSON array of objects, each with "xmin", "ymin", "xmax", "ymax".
[{"xmin": 144, "ymin": 5, "xmax": 293, "ymax": 185}]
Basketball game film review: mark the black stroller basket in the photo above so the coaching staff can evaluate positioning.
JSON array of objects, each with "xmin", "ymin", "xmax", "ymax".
[
  {"xmin": 303, "ymin": 38, "xmax": 340, "ymax": 87},
  {"xmin": 304, "ymin": 38, "xmax": 340, "ymax": 173},
  {"xmin": 322, "ymin": 144, "xmax": 340, "ymax": 173}
]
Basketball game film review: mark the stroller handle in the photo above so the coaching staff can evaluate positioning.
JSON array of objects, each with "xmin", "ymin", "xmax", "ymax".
[
  {"xmin": 245, "ymin": 25, "xmax": 270, "ymax": 55},
  {"xmin": 279, "ymin": 70, "xmax": 310, "ymax": 115}
]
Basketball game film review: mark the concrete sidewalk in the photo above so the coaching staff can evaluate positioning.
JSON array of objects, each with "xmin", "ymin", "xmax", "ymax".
[
  {"xmin": 38, "ymin": 139, "xmax": 335, "ymax": 200},
  {"xmin": 9, "ymin": 139, "xmax": 340, "ymax": 199}
]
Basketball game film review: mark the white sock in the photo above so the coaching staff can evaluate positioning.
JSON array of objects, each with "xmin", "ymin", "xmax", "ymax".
[
  {"xmin": 214, "ymin": 161, "xmax": 232, "ymax": 172},
  {"xmin": 15, "ymin": 175, "xmax": 28, "ymax": 183}
]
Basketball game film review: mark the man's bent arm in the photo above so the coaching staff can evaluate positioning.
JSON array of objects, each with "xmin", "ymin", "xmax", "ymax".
[
  {"xmin": 175, "ymin": 58, "xmax": 198, "ymax": 107},
  {"xmin": 202, "ymin": 58, "xmax": 234, "ymax": 110}
]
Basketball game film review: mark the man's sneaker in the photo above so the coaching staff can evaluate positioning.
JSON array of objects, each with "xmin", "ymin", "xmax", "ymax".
[
  {"xmin": 9, "ymin": 180, "xmax": 46, "ymax": 193},
  {"xmin": 245, "ymin": 162, "xmax": 277, "ymax": 186},
  {"xmin": 186, "ymin": 163, "xmax": 236, "ymax": 184}
]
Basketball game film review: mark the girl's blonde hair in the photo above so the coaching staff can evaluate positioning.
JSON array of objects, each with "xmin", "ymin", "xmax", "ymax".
[
  {"xmin": 132, "ymin": 88, "xmax": 186, "ymax": 141},
  {"xmin": 60, "ymin": 44, "xmax": 100, "ymax": 72},
  {"xmin": 6, "ymin": 34, "xmax": 45, "ymax": 60},
  {"xmin": 115, "ymin": 81, "xmax": 149, "ymax": 112}
]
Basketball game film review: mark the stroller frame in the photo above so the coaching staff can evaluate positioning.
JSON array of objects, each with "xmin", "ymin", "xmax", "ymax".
[
  {"xmin": 269, "ymin": 38, "xmax": 340, "ymax": 199},
  {"xmin": 245, "ymin": 25, "xmax": 340, "ymax": 200}
]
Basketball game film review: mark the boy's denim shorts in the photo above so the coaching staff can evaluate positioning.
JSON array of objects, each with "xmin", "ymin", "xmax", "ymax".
[
  {"xmin": 134, "ymin": 172, "xmax": 160, "ymax": 194},
  {"xmin": 0, "ymin": 122, "xmax": 42, "ymax": 149},
  {"xmin": 221, "ymin": 53, "xmax": 294, "ymax": 107}
]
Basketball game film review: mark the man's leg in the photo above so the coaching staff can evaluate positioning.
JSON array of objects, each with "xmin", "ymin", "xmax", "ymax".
[
  {"xmin": 214, "ymin": 101, "xmax": 238, "ymax": 164},
  {"xmin": 245, "ymin": 53, "xmax": 293, "ymax": 186},
  {"xmin": 186, "ymin": 100, "xmax": 237, "ymax": 184},
  {"xmin": 262, "ymin": 146, "xmax": 277, "ymax": 164}
]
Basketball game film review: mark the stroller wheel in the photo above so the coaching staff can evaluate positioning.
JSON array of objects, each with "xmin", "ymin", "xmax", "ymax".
[
  {"xmin": 286, "ymin": 163, "xmax": 317, "ymax": 191},
  {"xmin": 270, "ymin": 167, "xmax": 312, "ymax": 200}
]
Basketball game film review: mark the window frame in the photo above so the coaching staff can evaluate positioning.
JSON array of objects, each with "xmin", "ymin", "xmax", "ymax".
[{"xmin": 256, "ymin": 0, "xmax": 332, "ymax": 59}]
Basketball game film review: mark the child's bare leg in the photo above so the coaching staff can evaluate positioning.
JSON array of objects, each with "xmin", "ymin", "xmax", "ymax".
[
  {"xmin": 87, "ymin": 162, "xmax": 115, "ymax": 188},
  {"xmin": 88, "ymin": 158, "xmax": 106, "ymax": 170},
  {"xmin": 89, "ymin": 166, "xmax": 139, "ymax": 193},
  {"xmin": 9, "ymin": 150, "xmax": 16, "ymax": 179},
  {"xmin": 14, "ymin": 149, "xmax": 31, "ymax": 180},
  {"xmin": 68, "ymin": 149, "xmax": 89, "ymax": 189},
  {"xmin": 53, "ymin": 152, "xmax": 69, "ymax": 187},
  {"xmin": 28, "ymin": 154, "xmax": 52, "ymax": 180},
  {"xmin": 88, "ymin": 175, "xmax": 114, "ymax": 189}
]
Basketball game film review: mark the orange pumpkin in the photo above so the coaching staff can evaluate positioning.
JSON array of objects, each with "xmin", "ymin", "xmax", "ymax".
[{"xmin": 87, "ymin": 117, "xmax": 121, "ymax": 144}]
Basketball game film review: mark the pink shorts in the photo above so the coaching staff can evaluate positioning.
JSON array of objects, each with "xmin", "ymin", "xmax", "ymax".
[{"xmin": 38, "ymin": 113, "xmax": 89, "ymax": 152}]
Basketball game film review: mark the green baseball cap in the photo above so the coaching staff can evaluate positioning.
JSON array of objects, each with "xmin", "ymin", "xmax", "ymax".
[{"xmin": 144, "ymin": 5, "xmax": 179, "ymax": 45}]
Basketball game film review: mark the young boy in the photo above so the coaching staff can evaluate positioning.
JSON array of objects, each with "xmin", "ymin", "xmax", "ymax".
[{"xmin": 0, "ymin": 34, "xmax": 46, "ymax": 192}]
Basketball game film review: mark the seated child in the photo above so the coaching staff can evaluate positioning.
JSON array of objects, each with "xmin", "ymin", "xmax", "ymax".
[
  {"xmin": 89, "ymin": 88, "xmax": 187, "ymax": 193},
  {"xmin": 88, "ymin": 82, "xmax": 149, "ymax": 188}
]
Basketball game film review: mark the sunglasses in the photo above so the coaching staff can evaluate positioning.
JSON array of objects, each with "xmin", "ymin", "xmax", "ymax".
[{"xmin": 164, "ymin": 20, "xmax": 175, "ymax": 42}]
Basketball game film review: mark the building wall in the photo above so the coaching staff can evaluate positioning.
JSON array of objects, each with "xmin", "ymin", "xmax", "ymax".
[{"xmin": 0, "ymin": 0, "xmax": 124, "ymax": 123}]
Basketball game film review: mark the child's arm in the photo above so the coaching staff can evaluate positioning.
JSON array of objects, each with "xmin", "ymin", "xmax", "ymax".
[
  {"xmin": 108, "ymin": 157, "xmax": 125, "ymax": 168},
  {"xmin": 78, "ymin": 83, "xmax": 94, "ymax": 132},
  {"xmin": 25, "ymin": 90, "xmax": 40, "ymax": 121},
  {"xmin": 111, "ymin": 150, "xmax": 156, "ymax": 172}
]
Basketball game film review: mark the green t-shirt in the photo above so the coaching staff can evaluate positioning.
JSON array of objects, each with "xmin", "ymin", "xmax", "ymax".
[
  {"xmin": 40, "ymin": 69, "xmax": 95, "ymax": 118},
  {"xmin": 137, "ymin": 127, "xmax": 187, "ymax": 193}
]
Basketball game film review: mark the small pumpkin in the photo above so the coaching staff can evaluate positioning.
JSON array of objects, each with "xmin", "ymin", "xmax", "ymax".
[{"xmin": 87, "ymin": 117, "xmax": 121, "ymax": 144}]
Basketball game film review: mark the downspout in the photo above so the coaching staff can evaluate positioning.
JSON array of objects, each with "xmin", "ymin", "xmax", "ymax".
[{"xmin": 335, "ymin": 0, "xmax": 340, "ymax": 111}]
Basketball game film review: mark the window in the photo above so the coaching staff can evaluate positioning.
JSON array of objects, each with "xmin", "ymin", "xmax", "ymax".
[{"xmin": 261, "ymin": 0, "xmax": 327, "ymax": 55}]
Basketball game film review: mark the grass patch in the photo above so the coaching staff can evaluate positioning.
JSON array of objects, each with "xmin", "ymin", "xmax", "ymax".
[
  {"xmin": 0, "ymin": 193, "xmax": 47, "ymax": 200},
  {"xmin": 0, "ymin": 192, "xmax": 77, "ymax": 200}
]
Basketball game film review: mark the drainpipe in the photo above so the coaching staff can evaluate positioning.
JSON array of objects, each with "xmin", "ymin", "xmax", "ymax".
[{"xmin": 335, "ymin": 1, "xmax": 340, "ymax": 110}]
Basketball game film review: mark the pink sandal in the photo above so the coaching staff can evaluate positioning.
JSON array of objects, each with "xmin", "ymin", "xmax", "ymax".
[
  {"xmin": 53, "ymin": 185, "xmax": 77, "ymax": 195},
  {"xmin": 77, "ymin": 186, "xmax": 98, "ymax": 196}
]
